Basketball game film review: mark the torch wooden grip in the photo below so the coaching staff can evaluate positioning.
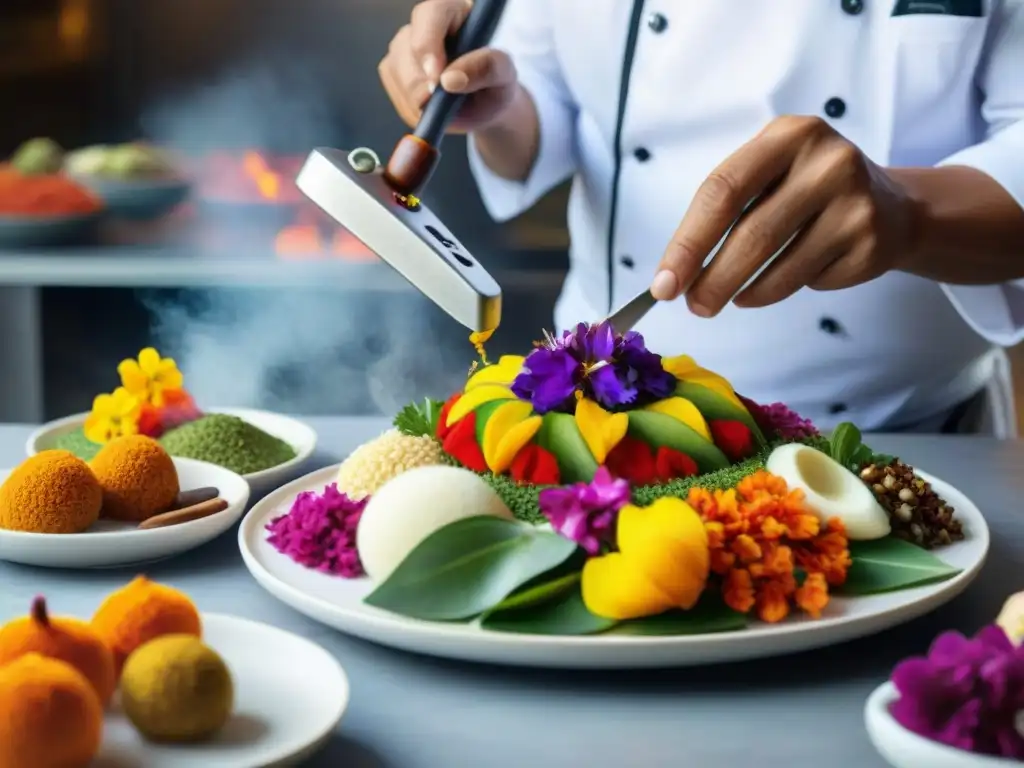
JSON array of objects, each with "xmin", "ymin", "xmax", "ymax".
[{"xmin": 384, "ymin": 0, "xmax": 508, "ymax": 196}]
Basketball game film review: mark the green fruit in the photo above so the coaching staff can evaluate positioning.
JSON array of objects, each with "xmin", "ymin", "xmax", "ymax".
[
  {"xmin": 473, "ymin": 400, "xmax": 507, "ymax": 445},
  {"xmin": 674, "ymin": 381, "xmax": 766, "ymax": 446},
  {"xmin": 535, "ymin": 413, "xmax": 598, "ymax": 483},
  {"xmin": 10, "ymin": 138, "xmax": 63, "ymax": 175},
  {"xmin": 627, "ymin": 411, "xmax": 730, "ymax": 473},
  {"xmin": 120, "ymin": 634, "xmax": 233, "ymax": 743}
]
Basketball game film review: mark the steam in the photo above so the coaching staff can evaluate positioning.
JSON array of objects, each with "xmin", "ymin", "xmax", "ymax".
[{"xmin": 137, "ymin": 59, "xmax": 464, "ymax": 415}]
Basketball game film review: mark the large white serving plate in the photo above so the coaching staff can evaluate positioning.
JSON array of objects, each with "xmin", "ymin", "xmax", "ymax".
[
  {"xmin": 238, "ymin": 464, "xmax": 989, "ymax": 669},
  {"xmin": 27, "ymin": 407, "xmax": 317, "ymax": 497}
]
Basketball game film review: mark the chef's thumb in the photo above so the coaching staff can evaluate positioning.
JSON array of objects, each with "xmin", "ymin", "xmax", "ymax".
[
  {"xmin": 440, "ymin": 49, "xmax": 514, "ymax": 94},
  {"xmin": 409, "ymin": 0, "xmax": 473, "ymax": 83}
]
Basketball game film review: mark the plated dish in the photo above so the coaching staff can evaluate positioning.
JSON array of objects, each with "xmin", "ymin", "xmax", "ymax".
[{"xmin": 239, "ymin": 322, "xmax": 987, "ymax": 668}]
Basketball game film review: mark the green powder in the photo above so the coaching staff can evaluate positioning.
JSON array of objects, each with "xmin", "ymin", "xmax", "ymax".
[
  {"xmin": 159, "ymin": 414, "xmax": 297, "ymax": 475},
  {"xmin": 53, "ymin": 427, "xmax": 103, "ymax": 461}
]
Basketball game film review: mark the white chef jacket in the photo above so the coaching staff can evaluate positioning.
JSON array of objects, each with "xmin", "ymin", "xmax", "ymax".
[{"xmin": 467, "ymin": 0, "xmax": 1024, "ymax": 435}]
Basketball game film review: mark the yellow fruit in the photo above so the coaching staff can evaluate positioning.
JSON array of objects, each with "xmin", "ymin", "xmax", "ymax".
[{"xmin": 120, "ymin": 634, "xmax": 233, "ymax": 743}]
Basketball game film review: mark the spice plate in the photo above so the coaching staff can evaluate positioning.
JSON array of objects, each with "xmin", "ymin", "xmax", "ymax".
[
  {"xmin": 0, "ymin": 457, "xmax": 249, "ymax": 569},
  {"xmin": 68, "ymin": 173, "xmax": 190, "ymax": 221},
  {"xmin": 96, "ymin": 612, "xmax": 349, "ymax": 768},
  {"xmin": 27, "ymin": 408, "xmax": 317, "ymax": 497},
  {"xmin": 0, "ymin": 210, "xmax": 102, "ymax": 248},
  {"xmin": 238, "ymin": 464, "xmax": 988, "ymax": 669}
]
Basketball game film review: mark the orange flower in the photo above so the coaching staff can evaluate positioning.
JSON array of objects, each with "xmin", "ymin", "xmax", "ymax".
[{"xmin": 687, "ymin": 470, "xmax": 851, "ymax": 623}]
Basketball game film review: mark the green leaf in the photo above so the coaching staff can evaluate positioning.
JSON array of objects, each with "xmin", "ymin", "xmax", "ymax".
[
  {"xmin": 840, "ymin": 537, "xmax": 961, "ymax": 596},
  {"xmin": 849, "ymin": 443, "xmax": 875, "ymax": 469},
  {"xmin": 481, "ymin": 578, "xmax": 617, "ymax": 635},
  {"xmin": 489, "ymin": 551, "xmax": 588, "ymax": 612},
  {"xmin": 829, "ymin": 422, "xmax": 862, "ymax": 467},
  {"xmin": 364, "ymin": 516, "xmax": 578, "ymax": 621},
  {"xmin": 393, "ymin": 397, "xmax": 444, "ymax": 437},
  {"xmin": 612, "ymin": 594, "xmax": 747, "ymax": 636}
]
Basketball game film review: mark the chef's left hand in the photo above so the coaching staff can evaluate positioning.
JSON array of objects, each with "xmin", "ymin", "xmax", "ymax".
[{"xmin": 650, "ymin": 115, "xmax": 920, "ymax": 316}]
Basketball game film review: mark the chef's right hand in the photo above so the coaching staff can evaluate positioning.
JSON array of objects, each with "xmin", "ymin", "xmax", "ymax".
[{"xmin": 379, "ymin": 0, "xmax": 519, "ymax": 132}]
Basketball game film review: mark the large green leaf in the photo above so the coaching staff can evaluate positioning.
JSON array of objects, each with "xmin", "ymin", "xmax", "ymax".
[
  {"xmin": 612, "ymin": 594, "xmax": 747, "ymax": 635},
  {"xmin": 363, "ymin": 516, "xmax": 578, "ymax": 621},
  {"xmin": 840, "ymin": 537, "xmax": 961, "ymax": 596},
  {"xmin": 481, "ymin": 577, "xmax": 617, "ymax": 635}
]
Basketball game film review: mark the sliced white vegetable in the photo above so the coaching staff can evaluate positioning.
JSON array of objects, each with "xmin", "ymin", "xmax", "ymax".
[
  {"xmin": 765, "ymin": 443, "xmax": 891, "ymax": 541},
  {"xmin": 356, "ymin": 464, "xmax": 514, "ymax": 582}
]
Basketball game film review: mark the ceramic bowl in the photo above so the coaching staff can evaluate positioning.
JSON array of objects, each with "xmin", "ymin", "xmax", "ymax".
[
  {"xmin": 69, "ymin": 173, "xmax": 191, "ymax": 220},
  {"xmin": 865, "ymin": 681, "xmax": 1023, "ymax": 767},
  {"xmin": 0, "ymin": 211, "xmax": 102, "ymax": 248}
]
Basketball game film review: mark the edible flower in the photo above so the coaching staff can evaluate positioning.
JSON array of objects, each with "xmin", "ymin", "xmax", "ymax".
[
  {"xmin": 118, "ymin": 347, "xmax": 184, "ymax": 407},
  {"xmin": 511, "ymin": 321, "xmax": 675, "ymax": 414},
  {"xmin": 662, "ymin": 354, "xmax": 745, "ymax": 409},
  {"xmin": 137, "ymin": 388, "xmax": 202, "ymax": 438},
  {"xmin": 708, "ymin": 420, "xmax": 756, "ymax": 462},
  {"xmin": 996, "ymin": 592, "xmax": 1024, "ymax": 646},
  {"xmin": 509, "ymin": 444, "xmax": 561, "ymax": 485},
  {"xmin": 83, "ymin": 387, "xmax": 142, "ymax": 443},
  {"xmin": 574, "ymin": 397, "xmax": 628, "ymax": 464},
  {"xmin": 538, "ymin": 466, "xmax": 631, "ymax": 555},
  {"xmin": 738, "ymin": 395, "xmax": 819, "ymax": 441},
  {"xmin": 687, "ymin": 470, "xmax": 851, "ymax": 622},
  {"xmin": 581, "ymin": 497, "xmax": 710, "ymax": 620},
  {"xmin": 889, "ymin": 625, "xmax": 1024, "ymax": 759}
]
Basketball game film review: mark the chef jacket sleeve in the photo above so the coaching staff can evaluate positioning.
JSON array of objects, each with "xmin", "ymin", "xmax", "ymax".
[
  {"xmin": 937, "ymin": 0, "xmax": 1024, "ymax": 347},
  {"xmin": 466, "ymin": 1, "xmax": 576, "ymax": 222}
]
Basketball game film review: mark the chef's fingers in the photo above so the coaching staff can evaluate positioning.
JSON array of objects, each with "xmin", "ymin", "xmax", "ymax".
[
  {"xmin": 683, "ymin": 176, "xmax": 824, "ymax": 317},
  {"xmin": 809, "ymin": 237, "xmax": 886, "ymax": 291},
  {"xmin": 409, "ymin": 0, "xmax": 474, "ymax": 84},
  {"xmin": 732, "ymin": 208, "xmax": 850, "ymax": 308},
  {"xmin": 652, "ymin": 129, "xmax": 802, "ymax": 302},
  {"xmin": 379, "ymin": 56, "xmax": 425, "ymax": 128},
  {"xmin": 441, "ymin": 49, "xmax": 516, "ymax": 93}
]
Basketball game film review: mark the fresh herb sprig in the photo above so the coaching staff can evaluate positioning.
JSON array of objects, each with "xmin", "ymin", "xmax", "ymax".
[
  {"xmin": 393, "ymin": 397, "xmax": 445, "ymax": 438},
  {"xmin": 829, "ymin": 421, "xmax": 894, "ymax": 469}
]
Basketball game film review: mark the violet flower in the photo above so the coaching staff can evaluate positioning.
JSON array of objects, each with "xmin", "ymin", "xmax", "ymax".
[
  {"xmin": 738, "ymin": 394, "xmax": 820, "ymax": 440},
  {"xmin": 890, "ymin": 625, "xmax": 1024, "ymax": 759},
  {"xmin": 538, "ymin": 466, "xmax": 632, "ymax": 555},
  {"xmin": 511, "ymin": 321, "xmax": 675, "ymax": 414}
]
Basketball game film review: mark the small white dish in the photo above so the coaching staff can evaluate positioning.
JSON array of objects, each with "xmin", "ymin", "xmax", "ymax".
[
  {"xmin": 864, "ymin": 681, "xmax": 1020, "ymax": 767},
  {"xmin": 97, "ymin": 612, "xmax": 349, "ymax": 768},
  {"xmin": 26, "ymin": 407, "xmax": 317, "ymax": 497},
  {"xmin": 238, "ymin": 464, "xmax": 988, "ymax": 669},
  {"xmin": 0, "ymin": 457, "xmax": 249, "ymax": 569}
]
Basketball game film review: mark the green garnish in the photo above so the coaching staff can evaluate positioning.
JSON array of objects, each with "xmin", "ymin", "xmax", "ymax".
[
  {"xmin": 829, "ymin": 421, "xmax": 893, "ymax": 469},
  {"xmin": 393, "ymin": 397, "xmax": 445, "ymax": 438}
]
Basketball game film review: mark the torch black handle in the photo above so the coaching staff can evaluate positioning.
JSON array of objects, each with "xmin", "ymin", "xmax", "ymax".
[{"xmin": 413, "ymin": 0, "xmax": 508, "ymax": 147}]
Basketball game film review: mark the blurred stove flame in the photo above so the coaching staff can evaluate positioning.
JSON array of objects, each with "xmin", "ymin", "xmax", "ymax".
[{"xmin": 242, "ymin": 151, "xmax": 281, "ymax": 201}]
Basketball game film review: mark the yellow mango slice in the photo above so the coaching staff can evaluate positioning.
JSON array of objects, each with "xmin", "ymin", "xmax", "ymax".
[
  {"xmin": 661, "ymin": 354, "xmax": 745, "ymax": 409},
  {"xmin": 643, "ymin": 397, "xmax": 712, "ymax": 441},
  {"xmin": 481, "ymin": 400, "xmax": 542, "ymax": 473},
  {"xmin": 574, "ymin": 397, "xmax": 628, "ymax": 464},
  {"xmin": 581, "ymin": 554, "xmax": 676, "ymax": 620},
  {"xmin": 446, "ymin": 384, "xmax": 517, "ymax": 427},
  {"xmin": 465, "ymin": 355, "xmax": 525, "ymax": 391}
]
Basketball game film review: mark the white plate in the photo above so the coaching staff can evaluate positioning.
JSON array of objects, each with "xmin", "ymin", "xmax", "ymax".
[
  {"xmin": 26, "ymin": 408, "xmax": 317, "ymax": 497},
  {"xmin": 238, "ymin": 464, "xmax": 989, "ymax": 669},
  {"xmin": 864, "ymin": 681, "xmax": 1014, "ymax": 767},
  {"xmin": 97, "ymin": 612, "xmax": 348, "ymax": 768},
  {"xmin": 0, "ymin": 457, "xmax": 249, "ymax": 569}
]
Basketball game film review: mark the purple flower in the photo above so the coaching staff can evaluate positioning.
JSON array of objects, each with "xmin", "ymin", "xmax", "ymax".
[
  {"xmin": 537, "ymin": 466, "xmax": 632, "ymax": 554},
  {"xmin": 738, "ymin": 395, "xmax": 819, "ymax": 440},
  {"xmin": 889, "ymin": 625, "xmax": 1024, "ymax": 759},
  {"xmin": 511, "ymin": 321, "xmax": 676, "ymax": 414}
]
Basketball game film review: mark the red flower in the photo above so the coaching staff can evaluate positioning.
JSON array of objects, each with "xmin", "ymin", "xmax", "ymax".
[
  {"xmin": 709, "ymin": 419, "xmax": 755, "ymax": 462},
  {"xmin": 435, "ymin": 393, "xmax": 461, "ymax": 441},
  {"xmin": 509, "ymin": 444, "xmax": 561, "ymax": 485},
  {"xmin": 137, "ymin": 404, "xmax": 164, "ymax": 438},
  {"xmin": 605, "ymin": 436, "xmax": 658, "ymax": 486},
  {"xmin": 441, "ymin": 411, "xmax": 487, "ymax": 472},
  {"xmin": 654, "ymin": 446, "xmax": 698, "ymax": 481},
  {"xmin": 136, "ymin": 389, "xmax": 201, "ymax": 438}
]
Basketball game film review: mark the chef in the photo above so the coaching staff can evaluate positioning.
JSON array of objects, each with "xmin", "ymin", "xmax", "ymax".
[{"xmin": 379, "ymin": 0, "xmax": 1024, "ymax": 435}]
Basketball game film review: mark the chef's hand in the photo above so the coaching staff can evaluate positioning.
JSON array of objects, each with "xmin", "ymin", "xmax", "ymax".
[
  {"xmin": 379, "ymin": 0, "xmax": 519, "ymax": 132},
  {"xmin": 650, "ymin": 115, "xmax": 920, "ymax": 316}
]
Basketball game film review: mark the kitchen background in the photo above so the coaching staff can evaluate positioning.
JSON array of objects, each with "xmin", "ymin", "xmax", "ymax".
[{"xmin": 2, "ymin": 0, "xmax": 1022, "ymax": 429}]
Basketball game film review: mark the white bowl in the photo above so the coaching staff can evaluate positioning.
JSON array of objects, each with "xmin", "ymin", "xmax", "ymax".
[
  {"xmin": 0, "ymin": 456, "xmax": 250, "ymax": 569},
  {"xmin": 865, "ymin": 681, "xmax": 1023, "ymax": 767},
  {"xmin": 26, "ymin": 407, "xmax": 317, "ymax": 497}
]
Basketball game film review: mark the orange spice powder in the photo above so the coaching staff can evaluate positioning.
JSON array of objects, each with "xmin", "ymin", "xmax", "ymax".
[{"xmin": 687, "ymin": 470, "xmax": 852, "ymax": 623}]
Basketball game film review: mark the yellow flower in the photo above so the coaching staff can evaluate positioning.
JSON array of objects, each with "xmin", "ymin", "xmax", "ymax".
[
  {"xmin": 117, "ymin": 347, "xmax": 183, "ymax": 406},
  {"xmin": 661, "ymin": 355, "xmax": 745, "ymax": 409},
  {"xmin": 574, "ymin": 397, "xmax": 627, "ymax": 464},
  {"xmin": 481, "ymin": 400, "xmax": 542, "ymax": 473},
  {"xmin": 83, "ymin": 387, "xmax": 142, "ymax": 443},
  {"xmin": 582, "ymin": 497, "xmax": 710, "ymax": 620}
]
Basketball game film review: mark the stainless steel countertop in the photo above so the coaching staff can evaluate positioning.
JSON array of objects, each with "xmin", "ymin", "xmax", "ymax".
[{"xmin": 0, "ymin": 420, "xmax": 1018, "ymax": 767}]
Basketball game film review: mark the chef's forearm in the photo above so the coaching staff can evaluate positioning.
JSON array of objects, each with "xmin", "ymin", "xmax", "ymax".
[
  {"xmin": 888, "ymin": 166, "xmax": 1024, "ymax": 285},
  {"xmin": 471, "ymin": 84, "xmax": 541, "ymax": 183}
]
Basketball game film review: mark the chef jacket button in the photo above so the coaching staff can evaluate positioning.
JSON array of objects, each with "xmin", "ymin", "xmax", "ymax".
[
  {"xmin": 824, "ymin": 97, "xmax": 847, "ymax": 119},
  {"xmin": 819, "ymin": 317, "xmax": 844, "ymax": 335},
  {"xmin": 633, "ymin": 147, "xmax": 651, "ymax": 162},
  {"xmin": 647, "ymin": 12, "xmax": 668, "ymax": 33},
  {"xmin": 841, "ymin": 0, "xmax": 864, "ymax": 15},
  {"xmin": 620, "ymin": 255, "xmax": 635, "ymax": 269},
  {"xmin": 828, "ymin": 402, "xmax": 849, "ymax": 415}
]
